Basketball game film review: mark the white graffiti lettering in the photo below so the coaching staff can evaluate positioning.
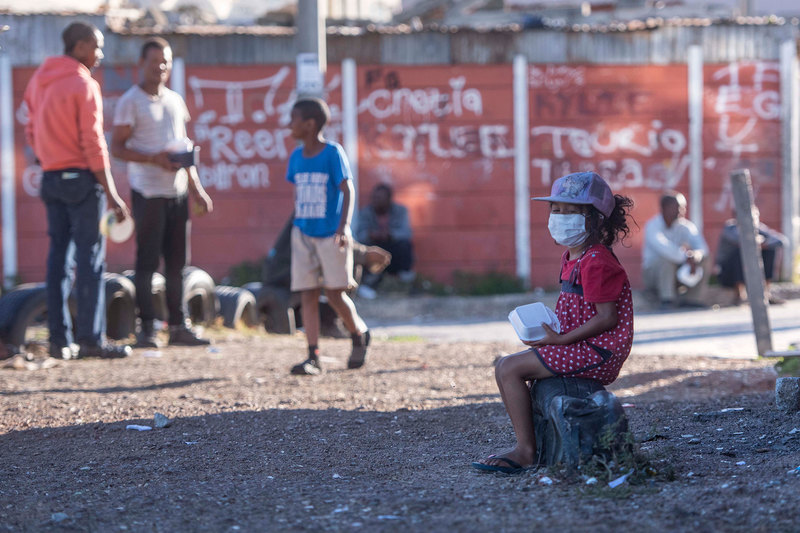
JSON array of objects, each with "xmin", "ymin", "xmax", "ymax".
[
  {"xmin": 528, "ymin": 65, "xmax": 586, "ymax": 90},
  {"xmin": 193, "ymin": 123, "xmax": 292, "ymax": 164},
  {"xmin": 184, "ymin": 70, "xmax": 344, "ymax": 192},
  {"xmin": 715, "ymin": 115, "xmax": 758, "ymax": 157},
  {"xmin": 711, "ymin": 61, "xmax": 778, "ymax": 171},
  {"xmin": 530, "ymin": 121, "xmax": 686, "ymax": 159},
  {"xmin": 370, "ymin": 123, "xmax": 513, "ymax": 160},
  {"xmin": 188, "ymin": 67, "xmax": 291, "ymax": 126},
  {"xmin": 198, "ymin": 162, "xmax": 270, "ymax": 191},
  {"xmin": 358, "ymin": 77, "xmax": 483, "ymax": 119},
  {"xmin": 532, "ymin": 155, "xmax": 688, "ymax": 190}
]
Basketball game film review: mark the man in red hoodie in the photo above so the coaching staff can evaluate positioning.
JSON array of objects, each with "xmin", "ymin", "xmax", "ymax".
[{"xmin": 24, "ymin": 22, "xmax": 131, "ymax": 359}]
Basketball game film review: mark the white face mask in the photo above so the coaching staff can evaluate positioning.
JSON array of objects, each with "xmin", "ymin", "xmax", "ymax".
[{"xmin": 548, "ymin": 213, "xmax": 588, "ymax": 247}]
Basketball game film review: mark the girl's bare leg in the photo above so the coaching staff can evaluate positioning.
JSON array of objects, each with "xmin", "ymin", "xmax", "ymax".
[{"xmin": 480, "ymin": 348, "xmax": 553, "ymax": 468}]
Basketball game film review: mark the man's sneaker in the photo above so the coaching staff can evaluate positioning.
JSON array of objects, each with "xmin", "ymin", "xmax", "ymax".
[
  {"xmin": 168, "ymin": 324, "xmax": 211, "ymax": 346},
  {"xmin": 136, "ymin": 324, "xmax": 163, "ymax": 349},
  {"xmin": 49, "ymin": 343, "xmax": 78, "ymax": 360},
  {"xmin": 78, "ymin": 343, "xmax": 131, "ymax": 359},
  {"xmin": 347, "ymin": 330, "xmax": 371, "ymax": 369},
  {"xmin": 290, "ymin": 358, "xmax": 322, "ymax": 375}
]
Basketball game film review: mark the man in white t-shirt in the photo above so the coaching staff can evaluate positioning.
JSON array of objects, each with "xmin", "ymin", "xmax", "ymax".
[
  {"xmin": 642, "ymin": 191, "xmax": 709, "ymax": 308},
  {"xmin": 111, "ymin": 37, "xmax": 213, "ymax": 348}
]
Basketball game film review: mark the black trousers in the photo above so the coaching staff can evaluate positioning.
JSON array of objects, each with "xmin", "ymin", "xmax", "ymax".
[
  {"xmin": 132, "ymin": 190, "xmax": 189, "ymax": 326},
  {"xmin": 717, "ymin": 247, "xmax": 779, "ymax": 288}
]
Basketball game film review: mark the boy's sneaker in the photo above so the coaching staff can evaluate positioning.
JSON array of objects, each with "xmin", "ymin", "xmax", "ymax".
[
  {"xmin": 290, "ymin": 357, "xmax": 322, "ymax": 375},
  {"xmin": 168, "ymin": 324, "xmax": 211, "ymax": 346},
  {"xmin": 347, "ymin": 330, "xmax": 371, "ymax": 369}
]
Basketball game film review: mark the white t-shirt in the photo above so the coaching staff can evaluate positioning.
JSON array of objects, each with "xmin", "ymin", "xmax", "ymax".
[
  {"xmin": 642, "ymin": 214, "xmax": 709, "ymax": 269},
  {"xmin": 113, "ymin": 85, "xmax": 190, "ymax": 198}
]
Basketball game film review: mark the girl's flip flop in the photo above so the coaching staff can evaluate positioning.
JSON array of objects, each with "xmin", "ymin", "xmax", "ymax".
[{"xmin": 471, "ymin": 456, "xmax": 527, "ymax": 475}]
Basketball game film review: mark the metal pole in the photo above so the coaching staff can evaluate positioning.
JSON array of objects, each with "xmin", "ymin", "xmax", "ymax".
[
  {"xmin": 737, "ymin": 0, "xmax": 753, "ymax": 16},
  {"xmin": 296, "ymin": 0, "xmax": 327, "ymax": 98},
  {"xmin": 513, "ymin": 54, "xmax": 530, "ymax": 288}
]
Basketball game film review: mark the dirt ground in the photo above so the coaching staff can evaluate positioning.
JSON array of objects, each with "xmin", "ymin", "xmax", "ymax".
[{"xmin": 1, "ymin": 324, "xmax": 799, "ymax": 532}]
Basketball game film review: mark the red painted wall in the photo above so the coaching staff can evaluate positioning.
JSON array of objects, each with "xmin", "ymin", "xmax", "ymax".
[
  {"xmin": 10, "ymin": 61, "xmax": 784, "ymax": 290},
  {"xmin": 355, "ymin": 65, "xmax": 516, "ymax": 283}
]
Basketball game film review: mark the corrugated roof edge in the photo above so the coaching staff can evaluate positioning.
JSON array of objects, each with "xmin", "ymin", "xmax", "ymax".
[{"xmin": 24, "ymin": 11, "xmax": 795, "ymax": 37}]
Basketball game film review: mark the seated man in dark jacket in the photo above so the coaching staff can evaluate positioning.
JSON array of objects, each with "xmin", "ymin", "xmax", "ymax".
[
  {"xmin": 355, "ymin": 183, "xmax": 415, "ymax": 299},
  {"xmin": 715, "ymin": 207, "xmax": 789, "ymax": 305}
]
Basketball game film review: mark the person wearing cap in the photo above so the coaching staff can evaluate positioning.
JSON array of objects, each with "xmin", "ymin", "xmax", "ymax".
[
  {"xmin": 473, "ymin": 172, "xmax": 635, "ymax": 474},
  {"xmin": 24, "ymin": 21, "xmax": 131, "ymax": 360},
  {"xmin": 111, "ymin": 37, "xmax": 213, "ymax": 348},
  {"xmin": 642, "ymin": 191, "xmax": 709, "ymax": 308}
]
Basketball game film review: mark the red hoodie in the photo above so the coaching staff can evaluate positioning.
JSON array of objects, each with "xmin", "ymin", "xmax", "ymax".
[{"xmin": 24, "ymin": 55, "xmax": 110, "ymax": 172}]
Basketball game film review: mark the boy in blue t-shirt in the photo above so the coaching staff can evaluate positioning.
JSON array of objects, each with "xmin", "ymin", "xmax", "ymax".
[{"xmin": 286, "ymin": 98, "xmax": 370, "ymax": 375}]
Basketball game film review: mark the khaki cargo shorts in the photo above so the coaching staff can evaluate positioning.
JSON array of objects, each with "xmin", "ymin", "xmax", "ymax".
[{"xmin": 290, "ymin": 226, "xmax": 355, "ymax": 291}]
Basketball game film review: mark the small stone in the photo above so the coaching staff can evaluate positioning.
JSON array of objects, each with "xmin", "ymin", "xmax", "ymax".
[
  {"xmin": 538, "ymin": 476, "xmax": 553, "ymax": 485},
  {"xmin": 51, "ymin": 512, "xmax": 69, "ymax": 523},
  {"xmin": 154, "ymin": 413, "xmax": 171, "ymax": 428},
  {"xmin": 775, "ymin": 378, "xmax": 800, "ymax": 412}
]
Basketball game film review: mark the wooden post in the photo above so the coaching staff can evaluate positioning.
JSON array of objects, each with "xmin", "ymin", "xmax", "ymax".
[{"xmin": 730, "ymin": 169, "xmax": 772, "ymax": 356}]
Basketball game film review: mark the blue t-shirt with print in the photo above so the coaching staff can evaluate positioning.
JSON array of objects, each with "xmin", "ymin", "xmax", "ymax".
[{"xmin": 286, "ymin": 141, "xmax": 352, "ymax": 238}]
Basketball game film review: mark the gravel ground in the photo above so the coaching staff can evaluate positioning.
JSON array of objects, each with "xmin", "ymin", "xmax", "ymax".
[{"xmin": 1, "ymin": 319, "xmax": 799, "ymax": 532}]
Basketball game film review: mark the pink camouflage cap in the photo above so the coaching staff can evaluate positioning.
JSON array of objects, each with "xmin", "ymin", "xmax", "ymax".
[{"xmin": 532, "ymin": 171, "xmax": 615, "ymax": 218}]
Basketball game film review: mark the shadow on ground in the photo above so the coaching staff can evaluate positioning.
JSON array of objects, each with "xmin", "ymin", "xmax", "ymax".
[{"xmin": 1, "ymin": 363, "xmax": 797, "ymax": 532}]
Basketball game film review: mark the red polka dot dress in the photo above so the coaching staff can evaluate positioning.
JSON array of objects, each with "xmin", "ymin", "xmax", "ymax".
[{"xmin": 533, "ymin": 244, "xmax": 634, "ymax": 386}]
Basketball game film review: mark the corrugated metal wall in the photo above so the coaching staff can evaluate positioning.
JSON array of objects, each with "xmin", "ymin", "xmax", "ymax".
[{"xmin": 1, "ymin": 14, "xmax": 797, "ymax": 67}]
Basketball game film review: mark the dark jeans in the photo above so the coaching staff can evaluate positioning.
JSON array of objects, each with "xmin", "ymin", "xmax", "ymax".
[
  {"xmin": 718, "ymin": 247, "xmax": 779, "ymax": 287},
  {"xmin": 40, "ymin": 169, "xmax": 106, "ymax": 348},
  {"xmin": 132, "ymin": 190, "xmax": 189, "ymax": 327},
  {"xmin": 363, "ymin": 238, "xmax": 414, "ymax": 288}
]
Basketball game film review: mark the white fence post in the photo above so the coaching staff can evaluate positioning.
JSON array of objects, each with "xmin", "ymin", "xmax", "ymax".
[
  {"xmin": 170, "ymin": 56, "xmax": 186, "ymax": 99},
  {"xmin": 513, "ymin": 54, "xmax": 530, "ymax": 288},
  {"xmin": 780, "ymin": 40, "xmax": 800, "ymax": 281},
  {"xmin": 342, "ymin": 57, "xmax": 359, "ymax": 220},
  {"xmin": 0, "ymin": 53, "xmax": 17, "ymax": 288},
  {"xmin": 688, "ymin": 44, "xmax": 704, "ymax": 233}
]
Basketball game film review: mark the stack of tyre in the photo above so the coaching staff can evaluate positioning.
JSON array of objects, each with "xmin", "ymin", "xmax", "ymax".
[{"xmin": 0, "ymin": 267, "xmax": 259, "ymax": 352}]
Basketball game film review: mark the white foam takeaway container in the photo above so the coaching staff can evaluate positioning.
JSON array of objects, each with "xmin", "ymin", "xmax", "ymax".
[{"xmin": 508, "ymin": 302, "xmax": 560, "ymax": 342}]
